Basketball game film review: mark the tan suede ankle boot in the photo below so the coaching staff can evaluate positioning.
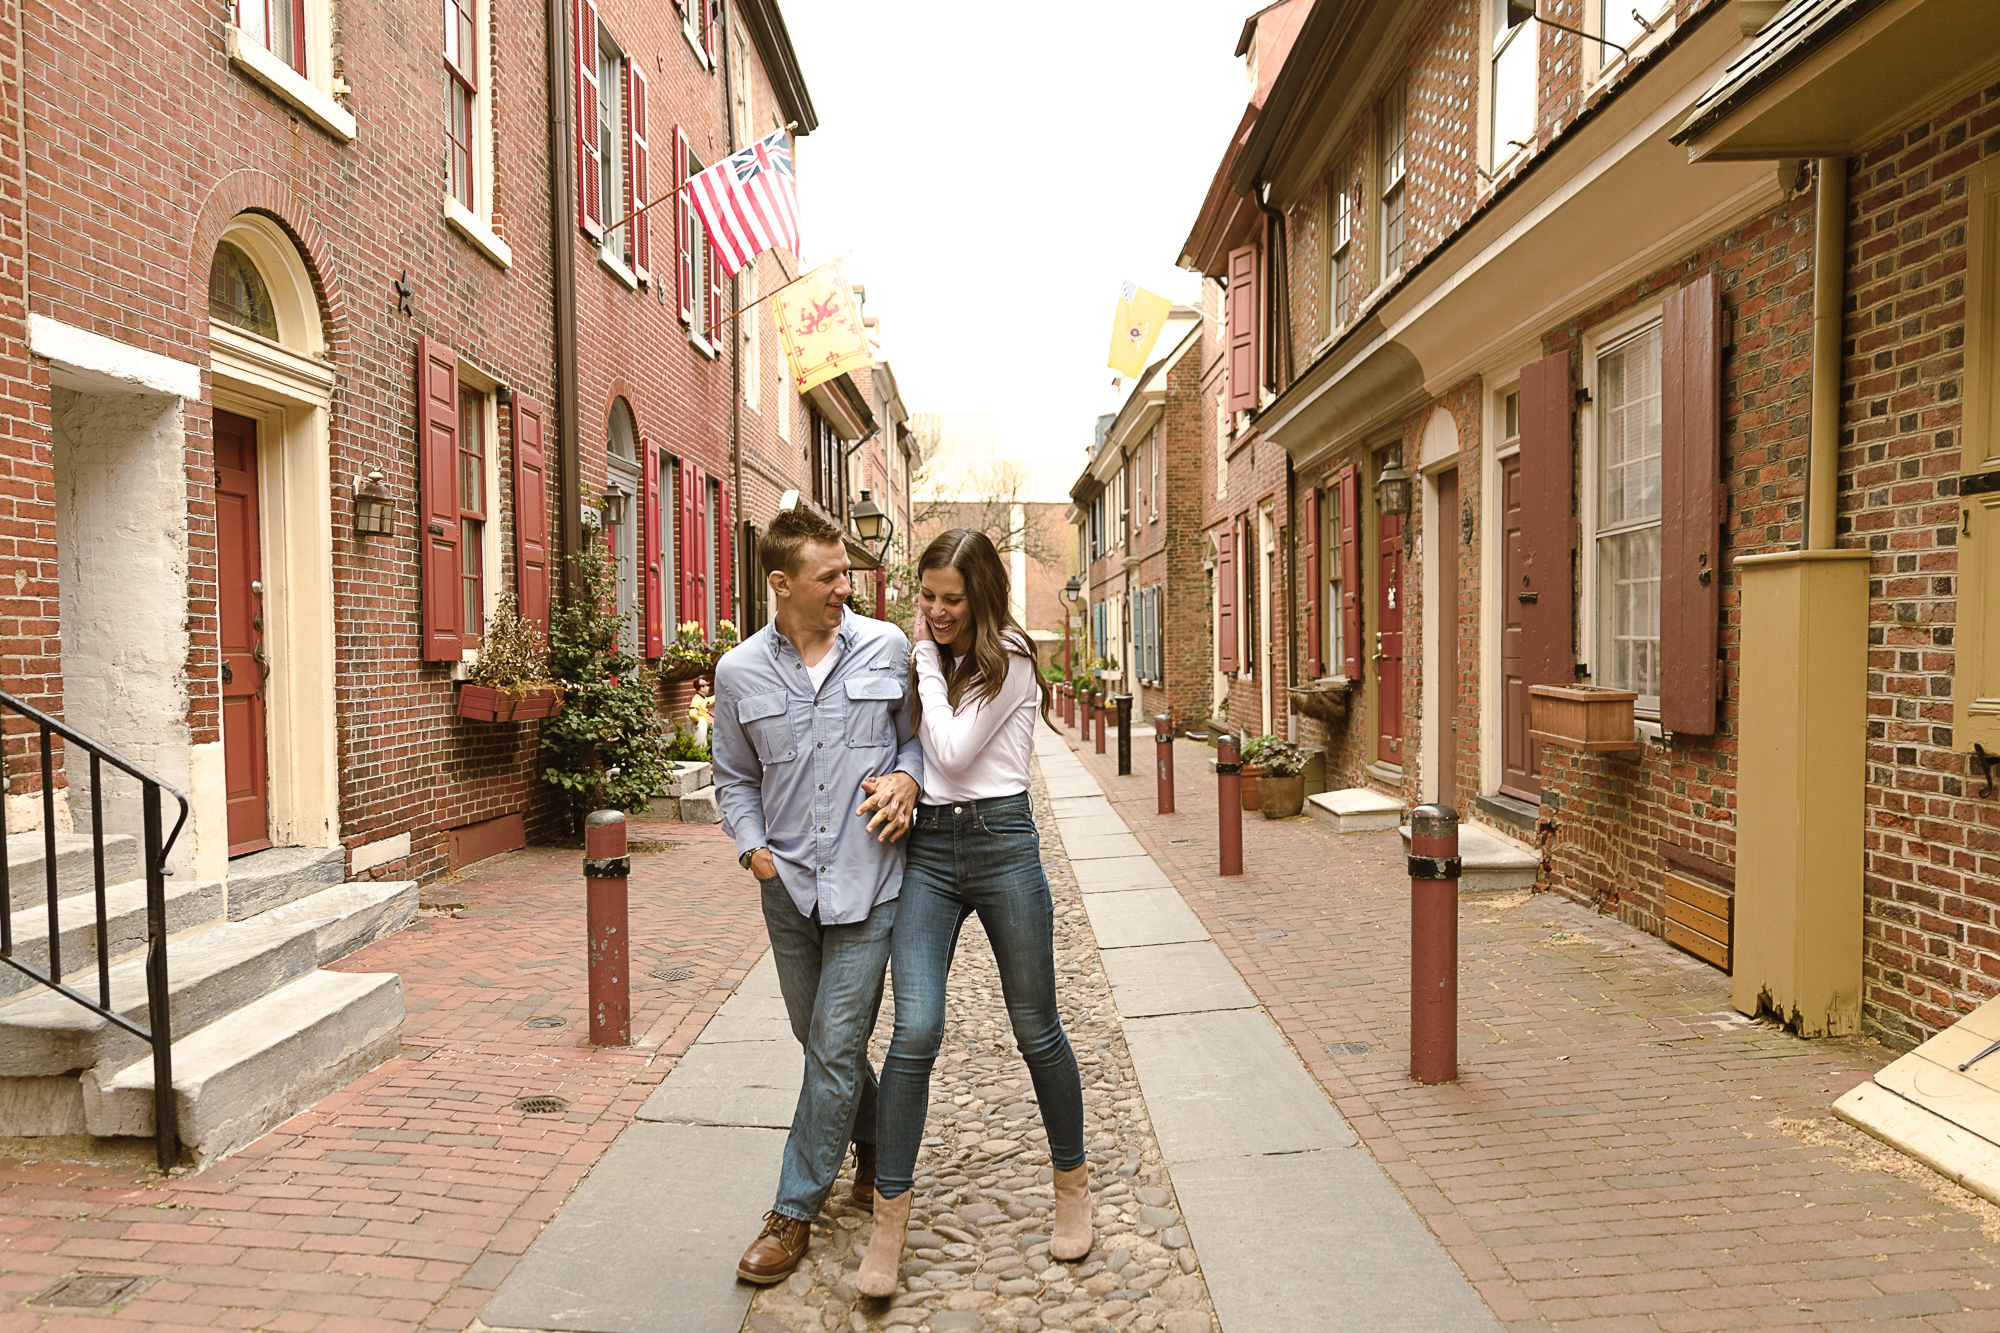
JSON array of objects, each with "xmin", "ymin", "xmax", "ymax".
[
  {"xmin": 1051, "ymin": 1163, "xmax": 1092, "ymax": 1261},
  {"xmin": 855, "ymin": 1187, "xmax": 912, "ymax": 1297}
]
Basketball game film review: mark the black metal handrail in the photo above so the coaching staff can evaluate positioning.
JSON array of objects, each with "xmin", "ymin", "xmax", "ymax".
[{"xmin": 0, "ymin": 690, "xmax": 189, "ymax": 1171}]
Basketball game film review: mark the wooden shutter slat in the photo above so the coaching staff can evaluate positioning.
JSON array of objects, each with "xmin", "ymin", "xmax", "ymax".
[
  {"xmin": 1519, "ymin": 350, "xmax": 1575, "ymax": 691},
  {"xmin": 677, "ymin": 456, "xmax": 697, "ymax": 627},
  {"xmin": 641, "ymin": 438, "xmax": 664, "ymax": 657},
  {"xmin": 718, "ymin": 477, "xmax": 734, "ymax": 630},
  {"xmin": 1303, "ymin": 487, "xmax": 1322, "ymax": 679},
  {"xmin": 575, "ymin": 0, "xmax": 602, "ymax": 240},
  {"xmin": 1226, "ymin": 245, "xmax": 1257, "ymax": 413},
  {"xmin": 1216, "ymin": 525, "xmax": 1238, "ymax": 673},
  {"xmin": 627, "ymin": 62, "xmax": 651, "ymax": 282},
  {"xmin": 417, "ymin": 336, "xmax": 463, "ymax": 662},
  {"xmin": 675, "ymin": 126, "xmax": 692, "ymax": 324},
  {"xmin": 510, "ymin": 391, "xmax": 551, "ymax": 633},
  {"xmin": 1339, "ymin": 466, "xmax": 1363, "ymax": 679},
  {"xmin": 1661, "ymin": 272, "xmax": 1723, "ymax": 735}
]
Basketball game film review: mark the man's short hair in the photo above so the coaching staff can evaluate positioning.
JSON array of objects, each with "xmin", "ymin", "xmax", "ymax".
[{"xmin": 760, "ymin": 506, "xmax": 846, "ymax": 579}]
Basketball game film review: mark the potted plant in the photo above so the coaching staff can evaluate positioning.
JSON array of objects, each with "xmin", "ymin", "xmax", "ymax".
[
  {"xmin": 1529, "ymin": 684, "xmax": 1642, "ymax": 753},
  {"xmin": 458, "ymin": 592, "xmax": 563, "ymax": 722},
  {"xmin": 1256, "ymin": 740, "xmax": 1309, "ymax": 819},
  {"xmin": 661, "ymin": 620, "xmax": 722, "ymax": 683},
  {"xmin": 1237, "ymin": 734, "xmax": 1275, "ymax": 811}
]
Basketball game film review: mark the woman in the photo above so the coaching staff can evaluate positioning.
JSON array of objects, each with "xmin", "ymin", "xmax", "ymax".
[{"xmin": 855, "ymin": 529, "xmax": 1091, "ymax": 1298}]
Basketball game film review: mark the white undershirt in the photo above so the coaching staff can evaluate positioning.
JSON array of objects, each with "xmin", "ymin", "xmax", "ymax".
[
  {"xmin": 805, "ymin": 639, "xmax": 842, "ymax": 694},
  {"xmin": 913, "ymin": 640, "xmax": 1040, "ymax": 802}
]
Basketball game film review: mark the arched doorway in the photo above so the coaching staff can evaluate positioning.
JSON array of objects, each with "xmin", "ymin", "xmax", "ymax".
[{"xmin": 605, "ymin": 400, "xmax": 640, "ymax": 653}]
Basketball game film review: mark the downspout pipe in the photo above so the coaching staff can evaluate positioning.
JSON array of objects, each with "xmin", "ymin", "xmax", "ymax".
[
  {"xmin": 723, "ymin": 6, "xmax": 745, "ymax": 628},
  {"xmin": 1808, "ymin": 157, "xmax": 1845, "ymax": 551},
  {"xmin": 548, "ymin": 0, "xmax": 583, "ymax": 575}
]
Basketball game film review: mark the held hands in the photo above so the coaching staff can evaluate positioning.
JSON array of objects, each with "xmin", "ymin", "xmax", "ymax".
[{"xmin": 856, "ymin": 772, "xmax": 920, "ymax": 843}]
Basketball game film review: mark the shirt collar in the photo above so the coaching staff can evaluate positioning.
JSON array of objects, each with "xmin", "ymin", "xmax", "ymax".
[{"xmin": 769, "ymin": 606, "xmax": 858, "ymax": 664}]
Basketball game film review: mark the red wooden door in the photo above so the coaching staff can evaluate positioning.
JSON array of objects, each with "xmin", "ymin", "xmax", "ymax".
[
  {"xmin": 1500, "ymin": 454, "xmax": 1537, "ymax": 801},
  {"xmin": 1376, "ymin": 507, "xmax": 1403, "ymax": 765},
  {"xmin": 215, "ymin": 409, "xmax": 270, "ymax": 855}
]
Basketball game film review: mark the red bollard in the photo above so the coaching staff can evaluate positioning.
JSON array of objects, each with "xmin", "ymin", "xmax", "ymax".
[
  {"xmin": 1409, "ymin": 803, "xmax": 1461, "ymax": 1084},
  {"xmin": 1066, "ymin": 684, "xmax": 1075, "ymax": 728},
  {"xmin": 584, "ymin": 810, "xmax": 632, "ymax": 1046},
  {"xmin": 1155, "ymin": 714, "xmax": 1175, "ymax": 814},
  {"xmin": 1216, "ymin": 734, "xmax": 1243, "ymax": 876},
  {"xmin": 1082, "ymin": 688, "xmax": 1094, "ymax": 736},
  {"xmin": 1094, "ymin": 698, "xmax": 1106, "ymax": 754}
]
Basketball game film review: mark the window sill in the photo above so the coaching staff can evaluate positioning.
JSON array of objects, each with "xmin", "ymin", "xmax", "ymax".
[
  {"xmin": 443, "ymin": 195, "xmax": 512, "ymax": 270},
  {"xmin": 598, "ymin": 249, "xmax": 639, "ymax": 290},
  {"xmin": 681, "ymin": 21, "xmax": 712, "ymax": 69},
  {"xmin": 226, "ymin": 27, "xmax": 355, "ymax": 142},
  {"xmin": 688, "ymin": 329, "xmax": 718, "ymax": 360}
]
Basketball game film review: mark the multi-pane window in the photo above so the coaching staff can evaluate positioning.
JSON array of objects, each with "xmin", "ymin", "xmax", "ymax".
[
  {"xmin": 809, "ymin": 407, "xmax": 845, "ymax": 521},
  {"xmin": 236, "ymin": 0, "xmax": 305, "ymax": 72},
  {"xmin": 687, "ymin": 152, "xmax": 711, "ymax": 333},
  {"xmin": 598, "ymin": 36, "xmax": 626, "ymax": 263},
  {"xmin": 1492, "ymin": 1, "xmax": 1535, "ymax": 164},
  {"xmin": 1596, "ymin": 324, "xmax": 1663, "ymax": 712},
  {"xmin": 445, "ymin": 0, "xmax": 477, "ymax": 210},
  {"xmin": 1330, "ymin": 162, "xmax": 1356, "ymax": 327},
  {"xmin": 1377, "ymin": 81, "xmax": 1407, "ymax": 278},
  {"xmin": 1324, "ymin": 486, "xmax": 1344, "ymax": 675},
  {"xmin": 457, "ymin": 386, "xmax": 487, "ymax": 637}
]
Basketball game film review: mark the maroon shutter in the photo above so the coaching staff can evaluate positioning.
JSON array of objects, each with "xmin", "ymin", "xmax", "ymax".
[
  {"xmin": 574, "ymin": 0, "xmax": 602, "ymax": 241},
  {"xmin": 674, "ymin": 126, "xmax": 692, "ymax": 324},
  {"xmin": 693, "ymin": 469, "xmax": 711, "ymax": 632},
  {"xmin": 1226, "ymin": 245, "xmax": 1257, "ymax": 413},
  {"xmin": 1339, "ymin": 465, "xmax": 1363, "ymax": 679},
  {"xmin": 1519, "ymin": 350, "xmax": 1575, "ymax": 691},
  {"xmin": 1216, "ymin": 525, "xmax": 1238, "ymax": 673},
  {"xmin": 709, "ymin": 231, "xmax": 724, "ymax": 341},
  {"xmin": 626, "ymin": 62, "xmax": 651, "ymax": 282},
  {"xmin": 1240, "ymin": 515, "xmax": 1255, "ymax": 670},
  {"xmin": 718, "ymin": 477, "xmax": 734, "ymax": 628},
  {"xmin": 678, "ymin": 456, "xmax": 699, "ymax": 622},
  {"xmin": 417, "ymin": 337, "xmax": 463, "ymax": 662},
  {"xmin": 701, "ymin": 0, "xmax": 715, "ymax": 64},
  {"xmin": 511, "ymin": 391, "xmax": 551, "ymax": 633},
  {"xmin": 1303, "ymin": 487, "xmax": 1322, "ymax": 679},
  {"xmin": 642, "ymin": 438, "xmax": 664, "ymax": 657},
  {"xmin": 1661, "ymin": 271, "xmax": 1724, "ymax": 734}
]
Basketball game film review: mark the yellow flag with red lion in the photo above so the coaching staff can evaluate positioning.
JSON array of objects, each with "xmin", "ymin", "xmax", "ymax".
[{"xmin": 774, "ymin": 259, "xmax": 872, "ymax": 394}]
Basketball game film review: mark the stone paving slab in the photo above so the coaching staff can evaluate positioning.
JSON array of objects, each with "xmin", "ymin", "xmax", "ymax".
[
  {"xmin": 1050, "ymin": 794, "xmax": 1115, "ymax": 819},
  {"xmin": 1123, "ymin": 1008, "xmax": 1358, "ymax": 1161},
  {"xmin": 635, "ymin": 1037, "xmax": 800, "ymax": 1128},
  {"xmin": 1043, "ymin": 772, "xmax": 1110, "ymax": 799},
  {"xmin": 482, "ymin": 1121, "xmax": 783, "ymax": 1333},
  {"xmin": 1097, "ymin": 939, "xmax": 1259, "ymax": 1017},
  {"xmin": 1080, "ymin": 885, "xmax": 1211, "ymax": 949},
  {"xmin": 1059, "ymin": 830, "xmax": 1148, "ymax": 861},
  {"xmin": 1052, "ymin": 813, "xmax": 1132, "ymax": 841},
  {"xmin": 1070, "ymin": 854, "xmax": 1175, "ymax": 892},
  {"xmin": 1172, "ymin": 1149, "xmax": 1503, "ymax": 1333}
]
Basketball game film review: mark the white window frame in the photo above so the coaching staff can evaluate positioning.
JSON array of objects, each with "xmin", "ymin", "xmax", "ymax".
[
  {"xmin": 686, "ymin": 149, "xmax": 716, "ymax": 356},
  {"xmin": 1579, "ymin": 302, "xmax": 1666, "ymax": 717},
  {"xmin": 441, "ymin": 0, "xmax": 509, "ymax": 269},
  {"xmin": 1586, "ymin": 0, "xmax": 1675, "ymax": 85},
  {"xmin": 682, "ymin": 0, "xmax": 713, "ymax": 69},
  {"xmin": 1485, "ymin": 0, "xmax": 1536, "ymax": 175},
  {"xmin": 596, "ymin": 30, "xmax": 637, "ymax": 287},
  {"xmin": 1329, "ymin": 159, "xmax": 1356, "ymax": 328},
  {"xmin": 226, "ymin": 0, "xmax": 353, "ymax": 141},
  {"xmin": 1376, "ymin": 79, "xmax": 1408, "ymax": 283},
  {"xmin": 1321, "ymin": 475, "xmax": 1345, "ymax": 680}
]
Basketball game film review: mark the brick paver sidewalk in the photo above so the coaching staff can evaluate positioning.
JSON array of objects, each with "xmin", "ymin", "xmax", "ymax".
[
  {"xmin": 0, "ymin": 816, "xmax": 765, "ymax": 1333},
  {"xmin": 1063, "ymin": 726, "xmax": 2000, "ymax": 1332}
]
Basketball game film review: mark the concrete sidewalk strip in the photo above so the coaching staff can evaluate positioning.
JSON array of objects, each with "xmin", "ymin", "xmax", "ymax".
[
  {"xmin": 1060, "ymin": 830, "xmax": 1147, "ymax": 860},
  {"xmin": 482, "ymin": 1121, "xmax": 784, "ymax": 1333},
  {"xmin": 1044, "ymin": 772, "xmax": 1110, "ymax": 799},
  {"xmin": 1071, "ymin": 854, "xmax": 1175, "ymax": 892},
  {"xmin": 635, "ymin": 1037, "xmax": 801, "ymax": 1129},
  {"xmin": 1172, "ymin": 1150, "xmax": 1503, "ymax": 1333},
  {"xmin": 1123, "ymin": 1009, "xmax": 1357, "ymax": 1160},
  {"xmin": 1054, "ymin": 812, "xmax": 1133, "ymax": 841},
  {"xmin": 1098, "ymin": 940, "xmax": 1260, "ymax": 1017},
  {"xmin": 1050, "ymin": 794, "xmax": 1115, "ymax": 819},
  {"xmin": 1082, "ymin": 886, "xmax": 1211, "ymax": 949}
]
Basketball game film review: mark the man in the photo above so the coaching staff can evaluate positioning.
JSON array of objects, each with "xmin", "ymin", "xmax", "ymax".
[{"xmin": 711, "ymin": 505, "xmax": 923, "ymax": 1284}]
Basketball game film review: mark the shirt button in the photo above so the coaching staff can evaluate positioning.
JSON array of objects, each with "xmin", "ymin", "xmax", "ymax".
[
  {"xmin": 818, "ymin": 784, "xmax": 824, "ymax": 791},
  {"xmin": 819, "ymin": 826, "xmax": 826, "ymax": 832},
  {"xmin": 817, "ymin": 742, "xmax": 823, "ymax": 748}
]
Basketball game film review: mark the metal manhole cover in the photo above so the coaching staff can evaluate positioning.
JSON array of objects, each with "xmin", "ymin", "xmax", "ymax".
[
  {"xmin": 32, "ymin": 1275, "xmax": 147, "ymax": 1307},
  {"xmin": 650, "ymin": 968, "xmax": 694, "ymax": 982},
  {"xmin": 513, "ymin": 1096, "xmax": 569, "ymax": 1115},
  {"xmin": 1325, "ymin": 1042, "xmax": 1373, "ymax": 1057},
  {"xmin": 524, "ymin": 1017, "xmax": 567, "ymax": 1029}
]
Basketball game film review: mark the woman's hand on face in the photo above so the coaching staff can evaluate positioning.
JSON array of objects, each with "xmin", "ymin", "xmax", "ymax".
[{"xmin": 912, "ymin": 606, "xmax": 933, "ymax": 644}]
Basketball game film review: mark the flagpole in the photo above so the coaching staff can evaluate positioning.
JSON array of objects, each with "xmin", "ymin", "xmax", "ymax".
[
  {"xmin": 704, "ymin": 252, "xmax": 841, "ymax": 341},
  {"xmin": 601, "ymin": 120, "xmax": 799, "ymax": 238}
]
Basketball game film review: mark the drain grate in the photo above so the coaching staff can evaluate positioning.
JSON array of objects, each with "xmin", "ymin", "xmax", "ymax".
[
  {"xmin": 650, "ymin": 967, "xmax": 694, "ymax": 982},
  {"xmin": 32, "ymin": 1275, "xmax": 146, "ymax": 1308},
  {"xmin": 524, "ymin": 1017, "xmax": 567, "ymax": 1029},
  {"xmin": 512, "ymin": 1096, "xmax": 569, "ymax": 1115},
  {"xmin": 1325, "ymin": 1041, "xmax": 1373, "ymax": 1057}
]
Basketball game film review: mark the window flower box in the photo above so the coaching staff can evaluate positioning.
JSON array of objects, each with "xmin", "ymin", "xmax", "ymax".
[
  {"xmin": 458, "ymin": 683, "xmax": 562, "ymax": 723},
  {"xmin": 1529, "ymin": 685, "xmax": 1641, "ymax": 753}
]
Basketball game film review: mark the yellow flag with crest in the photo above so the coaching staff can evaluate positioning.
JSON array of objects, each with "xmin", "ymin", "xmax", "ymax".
[{"xmin": 1107, "ymin": 281, "xmax": 1172, "ymax": 378}]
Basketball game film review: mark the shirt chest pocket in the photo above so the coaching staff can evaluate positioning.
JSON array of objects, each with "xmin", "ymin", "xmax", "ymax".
[
  {"xmin": 844, "ymin": 675, "xmax": 904, "ymax": 748},
  {"xmin": 738, "ymin": 691, "xmax": 797, "ymax": 764}
]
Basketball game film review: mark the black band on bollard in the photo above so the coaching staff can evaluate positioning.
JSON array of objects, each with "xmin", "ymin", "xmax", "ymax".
[
  {"xmin": 584, "ymin": 856, "xmax": 632, "ymax": 878},
  {"xmin": 1155, "ymin": 732, "xmax": 1174, "ymax": 743},
  {"xmin": 1407, "ymin": 854, "xmax": 1462, "ymax": 880},
  {"xmin": 1214, "ymin": 761, "xmax": 1242, "ymax": 775}
]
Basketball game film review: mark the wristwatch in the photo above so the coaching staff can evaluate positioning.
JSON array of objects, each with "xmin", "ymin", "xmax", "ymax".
[{"xmin": 739, "ymin": 847, "xmax": 764, "ymax": 870}]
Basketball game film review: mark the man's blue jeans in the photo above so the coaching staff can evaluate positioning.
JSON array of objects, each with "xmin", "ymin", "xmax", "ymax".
[
  {"xmin": 760, "ymin": 877, "xmax": 896, "ymax": 1222},
  {"xmin": 873, "ymin": 793, "xmax": 1087, "ymax": 1201}
]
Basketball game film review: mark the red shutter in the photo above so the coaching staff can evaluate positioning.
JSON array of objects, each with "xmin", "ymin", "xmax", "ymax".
[
  {"xmin": 1303, "ymin": 487, "xmax": 1322, "ymax": 679},
  {"xmin": 574, "ymin": 0, "xmax": 602, "ymax": 241},
  {"xmin": 626, "ymin": 62, "xmax": 651, "ymax": 282},
  {"xmin": 674, "ymin": 126, "xmax": 692, "ymax": 324},
  {"xmin": 1216, "ymin": 525, "xmax": 1238, "ymax": 673},
  {"xmin": 641, "ymin": 438, "xmax": 664, "ymax": 657},
  {"xmin": 417, "ymin": 337, "xmax": 463, "ymax": 662},
  {"xmin": 511, "ymin": 391, "xmax": 551, "ymax": 633},
  {"xmin": 1519, "ymin": 350, "xmax": 1575, "ymax": 691},
  {"xmin": 701, "ymin": 0, "xmax": 715, "ymax": 64},
  {"xmin": 1339, "ymin": 465, "xmax": 1363, "ymax": 679},
  {"xmin": 694, "ymin": 469, "xmax": 711, "ymax": 632},
  {"xmin": 678, "ymin": 456, "xmax": 699, "ymax": 626},
  {"xmin": 1661, "ymin": 271, "xmax": 1724, "ymax": 735},
  {"xmin": 708, "ymin": 232, "xmax": 724, "ymax": 341},
  {"xmin": 718, "ymin": 477, "xmax": 734, "ymax": 629},
  {"xmin": 1226, "ymin": 245, "xmax": 1258, "ymax": 412}
]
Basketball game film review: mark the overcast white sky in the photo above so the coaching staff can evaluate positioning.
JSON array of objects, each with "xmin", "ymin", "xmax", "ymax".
[{"xmin": 781, "ymin": 2, "xmax": 1254, "ymax": 486}]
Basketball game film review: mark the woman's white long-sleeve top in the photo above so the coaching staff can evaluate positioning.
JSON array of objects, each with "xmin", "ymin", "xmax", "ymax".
[{"xmin": 912, "ymin": 639, "xmax": 1039, "ymax": 802}]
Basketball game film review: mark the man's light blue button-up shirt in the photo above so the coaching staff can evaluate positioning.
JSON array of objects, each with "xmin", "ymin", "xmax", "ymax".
[{"xmin": 711, "ymin": 608, "xmax": 924, "ymax": 925}]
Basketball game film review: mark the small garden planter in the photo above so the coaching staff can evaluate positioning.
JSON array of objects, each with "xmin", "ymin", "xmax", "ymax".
[
  {"xmin": 459, "ymin": 684, "xmax": 561, "ymax": 723},
  {"xmin": 1239, "ymin": 764, "xmax": 1266, "ymax": 811},
  {"xmin": 1258, "ymin": 773, "xmax": 1306, "ymax": 819},
  {"xmin": 1288, "ymin": 678, "xmax": 1354, "ymax": 726},
  {"xmin": 1528, "ymin": 685, "xmax": 1641, "ymax": 753}
]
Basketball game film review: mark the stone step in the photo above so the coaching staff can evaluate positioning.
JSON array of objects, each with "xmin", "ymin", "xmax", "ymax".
[
  {"xmin": 85, "ymin": 968, "xmax": 404, "ymax": 1165},
  {"xmin": 660, "ymin": 761, "xmax": 711, "ymax": 797},
  {"xmin": 1307, "ymin": 787, "xmax": 1405, "ymax": 833},
  {"xmin": 3, "ymin": 832, "xmax": 140, "ymax": 914},
  {"xmin": 1398, "ymin": 821, "xmax": 1539, "ymax": 893},
  {"xmin": 0, "ymin": 876, "xmax": 225, "ymax": 1005},
  {"xmin": 249, "ymin": 880, "xmax": 416, "ymax": 965},
  {"xmin": 224, "ymin": 846, "xmax": 345, "ymax": 921},
  {"xmin": 679, "ymin": 786, "xmax": 721, "ymax": 824}
]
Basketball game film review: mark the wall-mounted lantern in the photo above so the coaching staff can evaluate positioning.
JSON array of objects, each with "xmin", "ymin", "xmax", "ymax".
[
  {"xmin": 1376, "ymin": 456, "xmax": 1412, "ymax": 518},
  {"xmin": 600, "ymin": 480, "xmax": 631, "ymax": 529},
  {"xmin": 850, "ymin": 489, "xmax": 893, "ymax": 552},
  {"xmin": 353, "ymin": 471, "xmax": 394, "ymax": 535}
]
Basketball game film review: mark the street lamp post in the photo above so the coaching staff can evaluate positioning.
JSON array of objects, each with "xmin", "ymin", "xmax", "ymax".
[
  {"xmin": 851, "ymin": 490, "xmax": 894, "ymax": 618},
  {"xmin": 1063, "ymin": 576, "xmax": 1081, "ymax": 677}
]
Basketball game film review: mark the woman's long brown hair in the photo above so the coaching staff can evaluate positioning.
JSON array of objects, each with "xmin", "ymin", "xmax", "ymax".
[{"xmin": 909, "ymin": 528, "xmax": 1054, "ymax": 731}]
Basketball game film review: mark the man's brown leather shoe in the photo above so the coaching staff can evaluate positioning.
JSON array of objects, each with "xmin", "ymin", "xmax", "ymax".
[
  {"xmin": 737, "ymin": 1211, "xmax": 811, "ymax": 1284},
  {"xmin": 850, "ymin": 1140, "xmax": 876, "ymax": 1206}
]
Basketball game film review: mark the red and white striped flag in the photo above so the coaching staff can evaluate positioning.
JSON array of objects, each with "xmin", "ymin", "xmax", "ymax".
[{"xmin": 687, "ymin": 128, "xmax": 801, "ymax": 278}]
